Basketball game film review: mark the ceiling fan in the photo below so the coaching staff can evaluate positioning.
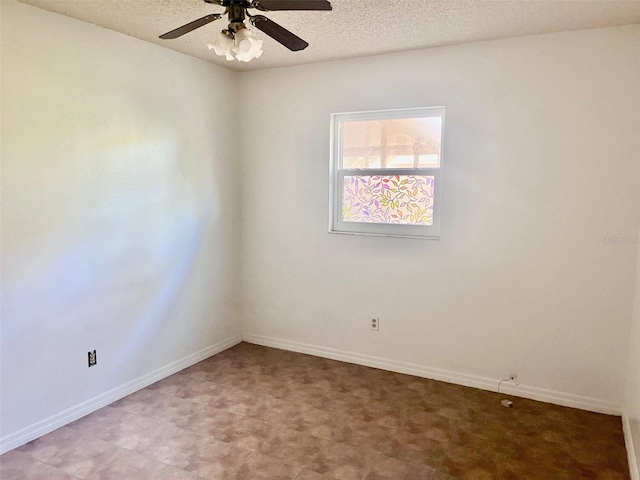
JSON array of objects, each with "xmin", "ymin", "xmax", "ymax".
[{"xmin": 159, "ymin": 0, "xmax": 332, "ymax": 62}]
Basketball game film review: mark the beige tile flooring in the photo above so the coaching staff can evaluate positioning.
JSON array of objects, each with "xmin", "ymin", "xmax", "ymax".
[{"xmin": 1, "ymin": 342, "xmax": 630, "ymax": 479}]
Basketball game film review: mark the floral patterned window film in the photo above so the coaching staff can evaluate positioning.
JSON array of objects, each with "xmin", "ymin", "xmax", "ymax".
[
  {"xmin": 342, "ymin": 116, "xmax": 442, "ymax": 169},
  {"xmin": 342, "ymin": 175, "xmax": 434, "ymax": 225}
]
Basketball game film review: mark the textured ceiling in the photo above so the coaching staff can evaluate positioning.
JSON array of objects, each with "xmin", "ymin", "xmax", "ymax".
[{"xmin": 17, "ymin": 0, "xmax": 640, "ymax": 71}]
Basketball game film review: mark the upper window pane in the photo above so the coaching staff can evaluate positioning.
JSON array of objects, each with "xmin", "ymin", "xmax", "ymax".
[{"xmin": 341, "ymin": 116, "xmax": 442, "ymax": 169}]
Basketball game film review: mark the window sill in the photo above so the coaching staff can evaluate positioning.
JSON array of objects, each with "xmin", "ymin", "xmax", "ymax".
[{"xmin": 327, "ymin": 229, "xmax": 441, "ymax": 240}]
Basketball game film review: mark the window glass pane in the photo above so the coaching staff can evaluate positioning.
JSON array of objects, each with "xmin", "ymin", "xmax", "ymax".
[
  {"xmin": 342, "ymin": 175, "xmax": 434, "ymax": 225},
  {"xmin": 342, "ymin": 116, "xmax": 442, "ymax": 169}
]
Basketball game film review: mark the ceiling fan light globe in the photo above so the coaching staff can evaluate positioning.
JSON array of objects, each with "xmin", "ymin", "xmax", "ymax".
[
  {"xmin": 235, "ymin": 49, "xmax": 255, "ymax": 62},
  {"xmin": 210, "ymin": 31, "xmax": 234, "ymax": 58},
  {"xmin": 254, "ymin": 40, "xmax": 264, "ymax": 58},
  {"xmin": 238, "ymin": 39, "xmax": 264, "ymax": 62},
  {"xmin": 234, "ymin": 28, "xmax": 252, "ymax": 42},
  {"xmin": 235, "ymin": 39, "xmax": 251, "ymax": 54},
  {"xmin": 234, "ymin": 29, "xmax": 255, "ymax": 54}
]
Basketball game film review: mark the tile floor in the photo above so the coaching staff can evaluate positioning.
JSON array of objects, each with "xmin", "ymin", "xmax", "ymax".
[{"xmin": 0, "ymin": 342, "xmax": 630, "ymax": 479}]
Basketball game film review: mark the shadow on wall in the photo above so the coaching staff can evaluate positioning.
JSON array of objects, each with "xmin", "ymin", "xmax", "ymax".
[{"xmin": 1, "ymin": 137, "xmax": 219, "ymax": 396}]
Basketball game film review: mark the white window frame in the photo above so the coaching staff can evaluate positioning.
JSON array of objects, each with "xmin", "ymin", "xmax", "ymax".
[{"xmin": 329, "ymin": 106, "xmax": 445, "ymax": 239}]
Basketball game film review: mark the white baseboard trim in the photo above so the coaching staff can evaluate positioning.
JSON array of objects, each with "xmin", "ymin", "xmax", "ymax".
[
  {"xmin": 243, "ymin": 334, "xmax": 621, "ymax": 416},
  {"xmin": 623, "ymin": 413, "xmax": 640, "ymax": 480},
  {"xmin": 0, "ymin": 334, "xmax": 243, "ymax": 455}
]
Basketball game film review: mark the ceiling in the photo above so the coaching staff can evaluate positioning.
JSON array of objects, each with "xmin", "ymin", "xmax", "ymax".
[{"xmin": 18, "ymin": 0, "xmax": 640, "ymax": 71}]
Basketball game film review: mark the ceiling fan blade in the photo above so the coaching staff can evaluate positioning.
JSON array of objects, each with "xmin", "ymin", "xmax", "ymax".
[
  {"xmin": 251, "ymin": 15, "xmax": 309, "ymax": 51},
  {"xmin": 253, "ymin": 0, "xmax": 331, "ymax": 11},
  {"xmin": 159, "ymin": 14, "xmax": 222, "ymax": 39}
]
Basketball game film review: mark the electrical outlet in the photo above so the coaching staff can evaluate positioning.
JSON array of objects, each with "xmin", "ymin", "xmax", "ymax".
[
  {"xmin": 370, "ymin": 317, "xmax": 379, "ymax": 331},
  {"xmin": 88, "ymin": 350, "xmax": 97, "ymax": 367}
]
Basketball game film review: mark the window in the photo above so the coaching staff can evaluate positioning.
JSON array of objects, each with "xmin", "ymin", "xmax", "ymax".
[{"xmin": 329, "ymin": 107, "xmax": 445, "ymax": 239}]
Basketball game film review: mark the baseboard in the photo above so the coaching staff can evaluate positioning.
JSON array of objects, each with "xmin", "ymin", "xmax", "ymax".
[
  {"xmin": 243, "ymin": 333, "xmax": 621, "ymax": 416},
  {"xmin": 623, "ymin": 413, "xmax": 640, "ymax": 480},
  {"xmin": 0, "ymin": 334, "xmax": 243, "ymax": 455}
]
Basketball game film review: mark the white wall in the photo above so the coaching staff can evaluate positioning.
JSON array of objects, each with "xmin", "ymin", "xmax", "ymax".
[
  {"xmin": 240, "ymin": 26, "xmax": 640, "ymax": 411},
  {"xmin": 625, "ymin": 221, "xmax": 640, "ymax": 478},
  {"xmin": 0, "ymin": 1, "xmax": 242, "ymax": 442}
]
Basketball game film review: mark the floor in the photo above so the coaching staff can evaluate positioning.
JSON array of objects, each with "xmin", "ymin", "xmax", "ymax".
[{"xmin": 0, "ymin": 343, "xmax": 630, "ymax": 480}]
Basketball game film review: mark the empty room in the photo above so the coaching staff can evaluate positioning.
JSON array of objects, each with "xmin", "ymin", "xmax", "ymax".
[{"xmin": 1, "ymin": 0, "xmax": 639, "ymax": 478}]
